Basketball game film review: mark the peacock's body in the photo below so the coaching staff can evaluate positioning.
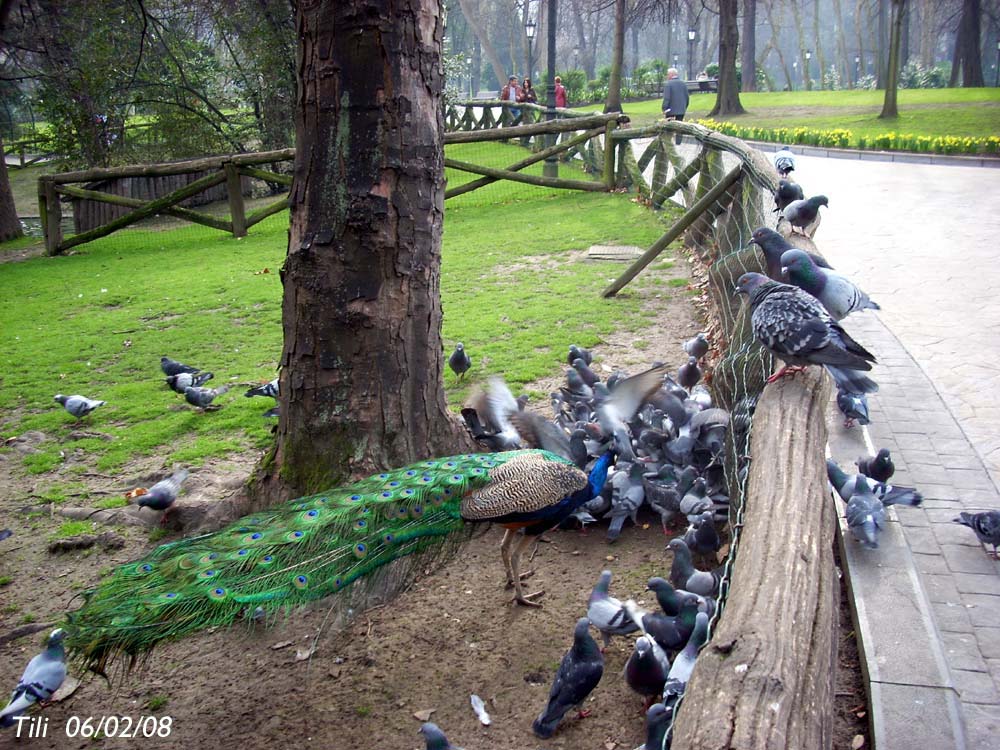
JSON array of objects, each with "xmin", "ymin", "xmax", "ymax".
[{"xmin": 66, "ymin": 449, "xmax": 611, "ymax": 671}]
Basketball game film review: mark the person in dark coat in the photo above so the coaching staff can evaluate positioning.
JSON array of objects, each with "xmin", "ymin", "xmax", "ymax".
[{"xmin": 661, "ymin": 68, "xmax": 690, "ymax": 145}]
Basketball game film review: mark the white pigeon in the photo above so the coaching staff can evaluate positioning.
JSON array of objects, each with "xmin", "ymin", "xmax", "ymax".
[{"xmin": 1, "ymin": 629, "xmax": 67, "ymax": 728}]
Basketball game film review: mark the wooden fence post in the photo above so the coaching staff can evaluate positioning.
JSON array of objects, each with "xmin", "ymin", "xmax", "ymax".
[
  {"xmin": 604, "ymin": 120, "xmax": 616, "ymax": 189},
  {"xmin": 224, "ymin": 163, "xmax": 247, "ymax": 238},
  {"xmin": 40, "ymin": 179, "xmax": 63, "ymax": 256}
]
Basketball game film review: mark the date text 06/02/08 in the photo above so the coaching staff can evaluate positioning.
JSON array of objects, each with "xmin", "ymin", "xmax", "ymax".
[{"xmin": 12, "ymin": 714, "xmax": 174, "ymax": 739}]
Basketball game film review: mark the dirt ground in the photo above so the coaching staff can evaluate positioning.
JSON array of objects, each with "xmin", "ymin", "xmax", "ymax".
[{"xmin": 0, "ymin": 249, "xmax": 868, "ymax": 750}]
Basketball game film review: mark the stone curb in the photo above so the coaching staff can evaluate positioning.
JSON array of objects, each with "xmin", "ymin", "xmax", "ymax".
[{"xmin": 745, "ymin": 139, "xmax": 1000, "ymax": 169}]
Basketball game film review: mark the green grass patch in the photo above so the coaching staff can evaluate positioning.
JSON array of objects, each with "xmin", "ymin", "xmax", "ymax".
[
  {"xmin": 54, "ymin": 520, "xmax": 92, "ymax": 538},
  {"xmin": 0, "ymin": 576, "xmax": 12, "ymax": 586}
]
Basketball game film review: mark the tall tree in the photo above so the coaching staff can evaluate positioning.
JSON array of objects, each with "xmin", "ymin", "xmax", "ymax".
[
  {"xmin": 604, "ymin": 0, "xmax": 626, "ymax": 112},
  {"xmin": 876, "ymin": 0, "xmax": 887, "ymax": 88},
  {"xmin": 741, "ymin": 0, "xmax": 757, "ymax": 91},
  {"xmin": 879, "ymin": 0, "xmax": 905, "ymax": 118},
  {"xmin": 254, "ymin": 0, "xmax": 472, "ymax": 502},
  {"xmin": 0, "ymin": 0, "xmax": 21, "ymax": 242},
  {"xmin": 709, "ymin": 0, "xmax": 746, "ymax": 114},
  {"xmin": 949, "ymin": 0, "xmax": 985, "ymax": 86}
]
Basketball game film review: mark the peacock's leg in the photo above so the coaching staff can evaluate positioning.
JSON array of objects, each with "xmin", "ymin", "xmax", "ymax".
[
  {"xmin": 510, "ymin": 533, "xmax": 544, "ymax": 607},
  {"xmin": 499, "ymin": 527, "xmax": 516, "ymax": 588}
]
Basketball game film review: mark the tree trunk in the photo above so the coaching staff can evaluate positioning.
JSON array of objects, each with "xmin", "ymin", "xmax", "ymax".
[
  {"xmin": 900, "ymin": 0, "xmax": 910, "ymax": 67},
  {"xmin": 0, "ymin": 137, "xmax": 22, "ymax": 242},
  {"xmin": 876, "ymin": 0, "xmax": 887, "ymax": 88},
  {"xmin": 253, "ymin": 0, "xmax": 472, "ymax": 503},
  {"xmin": 855, "ymin": 0, "xmax": 867, "ymax": 80},
  {"xmin": 457, "ymin": 0, "xmax": 509, "ymax": 93},
  {"xmin": 709, "ymin": 0, "xmax": 747, "ymax": 115},
  {"xmin": 767, "ymin": 1, "xmax": 795, "ymax": 91},
  {"xmin": 604, "ymin": 0, "xmax": 626, "ymax": 113},
  {"xmin": 950, "ymin": 0, "xmax": 985, "ymax": 87},
  {"xmin": 879, "ymin": 0, "xmax": 904, "ymax": 118},
  {"xmin": 813, "ymin": 0, "xmax": 827, "ymax": 89},
  {"xmin": 741, "ymin": 0, "xmax": 757, "ymax": 91},
  {"xmin": 832, "ymin": 0, "xmax": 850, "ymax": 87},
  {"xmin": 790, "ymin": 0, "xmax": 809, "ymax": 89},
  {"xmin": 919, "ymin": 0, "xmax": 934, "ymax": 67}
]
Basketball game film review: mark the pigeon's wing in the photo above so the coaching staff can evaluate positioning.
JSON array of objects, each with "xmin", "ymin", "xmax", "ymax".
[{"xmin": 603, "ymin": 364, "xmax": 670, "ymax": 424}]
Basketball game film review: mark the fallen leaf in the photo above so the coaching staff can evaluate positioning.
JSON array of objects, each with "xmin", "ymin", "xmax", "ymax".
[
  {"xmin": 253, "ymin": 267, "xmax": 270, "ymax": 275},
  {"xmin": 270, "ymin": 640, "xmax": 293, "ymax": 650},
  {"xmin": 51, "ymin": 675, "xmax": 81, "ymax": 702},
  {"xmin": 851, "ymin": 734, "xmax": 865, "ymax": 749},
  {"xmin": 124, "ymin": 487, "xmax": 148, "ymax": 499},
  {"xmin": 413, "ymin": 708, "xmax": 436, "ymax": 721}
]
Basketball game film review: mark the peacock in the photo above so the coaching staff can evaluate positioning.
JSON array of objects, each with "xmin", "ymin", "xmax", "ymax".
[{"xmin": 65, "ymin": 449, "xmax": 614, "ymax": 672}]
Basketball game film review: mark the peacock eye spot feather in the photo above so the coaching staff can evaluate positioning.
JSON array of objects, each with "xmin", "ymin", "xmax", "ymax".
[
  {"xmin": 421, "ymin": 476, "xmax": 431, "ymax": 482},
  {"xmin": 381, "ymin": 491, "xmax": 393, "ymax": 498},
  {"xmin": 353, "ymin": 519, "xmax": 367, "ymax": 530},
  {"xmin": 378, "ymin": 473, "xmax": 389, "ymax": 479},
  {"xmin": 263, "ymin": 555, "xmax": 273, "ymax": 561},
  {"xmin": 405, "ymin": 470, "xmax": 416, "ymax": 476},
  {"xmin": 237, "ymin": 549, "xmax": 248, "ymax": 556},
  {"xmin": 409, "ymin": 506, "xmax": 424, "ymax": 518},
  {"xmin": 388, "ymin": 481, "xmax": 400, "ymax": 487},
  {"xmin": 395, "ymin": 507, "xmax": 408, "ymax": 519},
  {"xmin": 350, "ymin": 494, "xmax": 362, "ymax": 501},
  {"xmin": 293, "ymin": 575, "xmax": 308, "ymax": 589},
  {"xmin": 307, "ymin": 510, "xmax": 319, "ymax": 517},
  {"xmin": 333, "ymin": 577, "xmax": 344, "ymax": 589},
  {"xmin": 209, "ymin": 587, "xmax": 227, "ymax": 599},
  {"xmin": 251, "ymin": 533, "xmax": 262, "ymax": 540},
  {"xmin": 383, "ymin": 533, "xmax": 395, "ymax": 543},
  {"xmin": 353, "ymin": 543, "xmax": 367, "ymax": 559},
  {"xmin": 444, "ymin": 462, "xmax": 456, "ymax": 468},
  {"xmin": 164, "ymin": 592, "xmax": 177, "ymax": 599},
  {"xmin": 293, "ymin": 531, "xmax": 304, "ymax": 538},
  {"xmin": 471, "ymin": 468, "xmax": 484, "ymax": 474},
  {"xmin": 402, "ymin": 488, "xmax": 415, "ymax": 496},
  {"xmin": 140, "ymin": 564, "xmax": 153, "ymax": 572},
  {"xmin": 199, "ymin": 569, "xmax": 217, "ymax": 579}
]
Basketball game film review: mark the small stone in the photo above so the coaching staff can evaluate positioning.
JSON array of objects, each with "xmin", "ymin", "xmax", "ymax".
[
  {"xmin": 413, "ymin": 708, "xmax": 436, "ymax": 721},
  {"xmin": 851, "ymin": 735, "xmax": 865, "ymax": 749},
  {"xmin": 271, "ymin": 640, "xmax": 293, "ymax": 650}
]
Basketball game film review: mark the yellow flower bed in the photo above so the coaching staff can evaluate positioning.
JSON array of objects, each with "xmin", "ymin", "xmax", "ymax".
[{"xmin": 695, "ymin": 118, "xmax": 1000, "ymax": 156}]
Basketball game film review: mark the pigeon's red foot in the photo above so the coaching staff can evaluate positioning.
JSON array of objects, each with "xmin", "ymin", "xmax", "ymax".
[
  {"xmin": 766, "ymin": 365, "xmax": 806, "ymax": 384},
  {"xmin": 576, "ymin": 709, "xmax": 592, "ymax": 719},
  {"xmin": 843, "ymin": 418, "xmax": 856, "ymax": 428}
]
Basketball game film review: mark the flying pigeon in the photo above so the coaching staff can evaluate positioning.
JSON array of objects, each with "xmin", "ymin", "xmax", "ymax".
[
  {"xmin": 596, "ymin": 364, "xmax": 670, "ymax": 462},
  {"xmin": 836, "ymin": 386, "xmax": 870, "ymax": 428},
  {"xmin": 826, "ymin": 459, "xmax": 922, "ymax": 508},
  {"xmin": 734, "ymin": 272, "xmax": 878, "ymax": 395},
  {"xmin": 677, "ymin": 357, "xmax": 702, "ymax": 391},
  {"xmin": 135, "ymin": 468, "xmax": 190, "ymax": 525},
  {"xmin": 448, "ymin": 343, "xmax": 471, "ymax": 380},
  {"xmin": 532, "ymin": 618, "xmax": 604, "ymax": 739},
  {"xmin": 953, "ymin": 512, "xmax": 1000, "ymax": 558},
  {"xmin": 0, "ymin": 629, "xmax": 67, "ymax": 728},
  {"xmin": 857, "ymin": 448, "xmax": 894, "ymax": 483},
  {"xmin": 567, "ymin": 344, "xmax": 593, "ymax": 366},
  {"xmin": 773, "ymin": 178, "xmax": 805, "ymax": 213},
  {"xmin": 845, "ymin": 475, "xmax": 887, "ymax": 548},
  {"xmin": 54, "ymin": 394, "xmax": 106, "ymax": 420},
  {"xmin": 184, "ymin": 385, "xmax": 230, "ymax": 409},
  {"xmin": 782, "ymin": 195, "xmax": 828, "ymax": 235},
  {"xmin": 160, "ymin": 356, "xmax": 201, "ymax": 376},
  {"xmin": 773, "ymin": 146, "xmax": 795, "ymax": 177},
  {"xmin": 586, "ymin": 570, "xmax": 639, "ymax": 649},
  {"xmin": 683, "ymin": 333, "xmax": 709, "ymax": 360},
  {"xmin": 418, "ymin": 722, "xmax": 464, "ymax": 750},
  {"xmin": 667, "ymin": 538, "xmax": 721, "ymax": 597},
  {"xmin": 623, "ymin": 635, "xmax": 671, "ymax": 705},
  {"xmin": 747, "ymin": 227, "xmax": 832, "ymax": 282},
  {"xmin": 780, "ymin": 249, "xmax": 880, "ymax": 321},
  {"xmin": 244, "ymin": 378, "xmax": 278, "ymax": 399},
  {"xmin": 167, "ymin": 371, "xmax": 214, "ymax": 394}
]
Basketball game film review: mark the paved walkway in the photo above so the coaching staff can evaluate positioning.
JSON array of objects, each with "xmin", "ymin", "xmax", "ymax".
[{"xmin": 801, "ymin": 153, "xmax": 1000, "ymax": 749}]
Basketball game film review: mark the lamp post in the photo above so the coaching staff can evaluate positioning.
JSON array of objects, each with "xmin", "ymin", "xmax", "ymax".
[
  {"xmin": 525, "ymin": 19, "xmax": 536, "ymax": 82},
  {"xmin": 792, "ymin": 60, "xmax": 798, "ymax": 90},
  {"xmin": 544, "ymin": 0, "xmax": 558, "ymax": 178},
  {"xmin": 687, "ymin": 28, "xmax": 696, "ymax": 81},
  {"xmin": 466, "ymin": 57, "xmax": 473, "ymax": 99},
  {"xmin": 804, "ymin": 49, "xmax": 812, "ymax": 91},
  {"xmin": 995, "ymin": 41, "xmax": 1000, "ymax": 87},
  {"xmin": 854, "ymin": 55, "xmax": 860, "ymax": 88}
]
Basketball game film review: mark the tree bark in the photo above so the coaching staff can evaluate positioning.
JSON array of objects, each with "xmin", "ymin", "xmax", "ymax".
[
  {"xmin": 741, "ymin": 0, "xmax": 757, "ymax": 91},
  {"xmin": 879, "ymin": 0, "xmax": 905, "ymax": 118},
  {"xmin": 709, "ymin": 0, "xmax": 747, "ymax": 115},
  {"xmin": 0, "ymin": 136, "xmax": 22, "ymax": 242},
  {"xmin": 253, "ymin": 0, "xmax": 472, "ymax": 504},
  {"xmin": 949, "ymin": 0, "xmax": 984, "ymax": 87},
  {"xmin": 604, "ymin": 0, "xmax": 626, "ymax": 113}
]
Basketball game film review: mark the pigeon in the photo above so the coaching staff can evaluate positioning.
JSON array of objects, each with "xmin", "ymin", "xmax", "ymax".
[
  {"xmin": 845, "ymin": 475, "xmax": 887, "ymax": 549},
  {"xmin": 567, "ymin": 344, "xmax": 593, "ymax": 366},
  {"xmin": 747, "ymin": 227, "xmax": 832, "ymax": 282},
  {"xmin": 418, "ymin": 722, "xmax": 463, "ymax": 750},
  {"xmin": 448, "ymin": 343, "xmax": 472, "ymax": 380},
  {"xmin": 647, "ymin": 576, "xmax": 716, "ymax": 619},
  {"xmin": 836, "ymin": 387, "xmax": 870, "ymax": 428},
  {"xmin": 780, "ymin": 249, "xmax": 880, "ymax": 321},
  {"xmin": 135, "ymin": 468, "xmax": 190, "ymax": 524},
  {"xmin": 167, "ymin": 371, "xmax": 214, "ymax": 393},
  {"xmin": 184, "ymin": 385, "xmax": 230, "ymax": 409},
  {"xmin": 0, "ymin": 529, "xmax": 11, "ymax": 543},
  {"xmin": 677, "ymin": 357, "xmax": 702, "ymax": 391},
  {"xmin": 773, "ymin": 146, "xmax": 795, "ymax": 177},
  {"xmin": 244, "ymin": 378, "xmax": 278, "ymax": 399},
  {"xmin": 644, "ymin": 478, "xmax": 680, "ymax": 533},
  {"xmin": 262, "ymin": 406, "xmax": 280, "ymax": 418},
  {"xmin": 563, "ymin": 368, "xmax": 594, "ymax": 403},
  {"xmin": 682, "ymin": 511, "xmax": 721, "ymax": 555},
  {"xmin": 54, "ymin": 394, "xmax": 106, "ymax": 420},
  {"xmin": 773, "ymin": 178, "xmax": 804, "ymax": 213},
  {"xmin": 826, "ymin": 459, "xmax": 922, "ymax": 508},
  {"xmin": 857, "ymin": 448, "xmax": 894, "ymax": 483},
  {"xmin": 596, "ymin": 364, "xmax": 670, "ymax": 462},
  {"xmin": 572, "ymin": 357, "xmax": 600, "ymax": 387},
  {"xmin": 661, "ymin": 612, "xmax": 709, "ymax": 701},
  {"xmin": 508, "ymin": 409, "xmax": 572, "ymax": 460},
  {"xmin": 607, "ymin": 463, "xmax": 645, "ymax": 543},
  {"xmin": 782, "ymin": 195, "xmax": 828, "ymax": 235},
  {"xmin": 679, "ymin": 477, "xmax": 711, "ymax": 522},
  {"xmin": 644, "ymin": 702, "xmax": 674, "ymax": 750},
  {"xmin": 586, "ymin": 570, "xmax": 639, "ymax": 649},
  {"xmin": 624, "ymin": 596, "xmax": 701, "ymax": 652},
  {"xmin": 953, "ymin": 512, "xmax": 1000, "ymax": 558},
  {"xmin": 0, "ymin": 629, "xmax": 67, "ymax": 728},
  {"xmin": 683, "ymin": 333, "xmax": 709, "ymax": 360},
  {"xmin": 734, "ymin": 272, "xmax": 878, "ymax": 395},
  {"xmin": 160, "ymin": 356, "xmax": 200, "ymax": 376},
  {"xmin": 532, "ymin": 618, "xmax": 604, "ymax": 739},
  {"xmin": 623, "ymin": 635, "xmax": 671, "ymax": 704},
  {"xmin": 667, "ymin": 538, "xmax": 720, "ymax": 597}
]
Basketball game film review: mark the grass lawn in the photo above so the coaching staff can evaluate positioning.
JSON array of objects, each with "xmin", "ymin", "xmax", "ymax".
[
  {"xmin": 619, "ymin": 88, "xmax": 1000, "ymax": 139},
  {"xmin": 0, "ymin": 144, "xmax": 685, "ymax": 482}
]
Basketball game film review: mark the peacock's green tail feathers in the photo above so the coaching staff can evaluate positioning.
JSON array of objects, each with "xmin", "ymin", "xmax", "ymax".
[{"xmin": 65, "ymin": 450, "xmax": 572, "ymax": 672}]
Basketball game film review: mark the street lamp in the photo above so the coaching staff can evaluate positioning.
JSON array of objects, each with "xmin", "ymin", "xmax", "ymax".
[
  {"xmin": 687, "ymin": 28, "xmax": 697, "ymax": 81},
  {"xmin": 995, "ymin": 41, "xmax": 1000, "ymax": 87},
  {"xmin": 525, "ymin": 19, "xmax": 536, "ymax": 81},
  {"xmin": 792, "ymin": 60, "xmax": 798, "ymax": 90},
  {"xmin": 854, "ymin": 55, "xmax": 860, "ymax": 87},
  {"xmin": 804, "ymin": 49, "xmax": 812, "ymax": 91},
  {"xmin": 466, "ymin": 56, "xmax": 473, "ymax": 99}
]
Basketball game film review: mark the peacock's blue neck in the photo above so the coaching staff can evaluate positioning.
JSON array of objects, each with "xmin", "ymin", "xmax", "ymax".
[{"xmin": 587, "ymin": 451, "xmax": 615, "ymax": 497}]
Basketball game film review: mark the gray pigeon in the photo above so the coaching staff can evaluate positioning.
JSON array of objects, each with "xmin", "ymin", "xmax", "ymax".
[
  {"xmin": 448, "ymin": 343, "xmax": 471, "ymax": 380},
  {"xmin": 773, "ymin": 178, "xmax": 804, "ymax": 213},
  {"xmin": 682, "ymin": 511, "xmax": 721, "ymax": 555},
  {"xmin": 508, "ymin": 409, "xmax": 572, "ymax": 460},
  {"xmin": 677, "ymin": 357, "xmax": 702, "ymax": 391},
  {"xmin": 606, "ymin": 463, "xmax": 645, "ymax": 543},
  {"xmin": 567, "ymin": 344, "xmax": 593, "ymax": 366},
  {"xmin": 596, "ymin": 364, "xmax": 671, "ymax": 462},
  {"xmin": 54, "ymin": 394, "xmax": 106, "ymax": 420},
  {"xmin": 135, "ymin": 468, "xmax": 190, "ymax": 524},
  {"xmin": 623, "ymin": 635, "xmax": 671, "ymax": 704},
  {"xmin": 836, "ymin": 386, "xmax": 870, "ymax": 428},
  {"xmin": 661, "ymin": 612, "xmax": 709, "ymax": 701},
  {"xmin": 782, "ymin": 195, "xmax": 828, "ymax": 235},
  {"xmin": 419, "ymin": 722, "xmax": 463, "ymax": 750},
  {"xmin": 679, "ymin": 477, "xmax": 711, "ymax": 522},
  {"xmin": 532, "ymin": 618, "xmax": 604, "ymax": 739},
  {"xmin": 667, "ymin": 538, "xmax": 720, "ymax": 597},
  {"xmin": 624, "ymin": 596, "xmax": 700, "ymax": 653},
  {"xmin": 0, "ymin": 529, "xmax": 11, "ymax": 543},
  {"xmin": 734, "ymin": 272, "xmax": 878, "ymax": 395},
  {"xmin": 587, "ymin": 570, "xmax": 639, "ymax": 649},
  {"xmin": 780, "ymin": 249, "xmax": 880, "ymax": 321},
  {"xmin": 683, "ymin": 333, "xmax": 709, "ymax": 360},
  {"xmin": 244, "ymin": 378, "xmax": 278, "ymax": 399},
  {"xmin": 644, "ymin": 702, "xmax": 674, "ymax": 750},
  {"xmin": 160, "ymin": 356, "xmax": 200, "ymax": 376},
  {"xmin": 773, "ymin": 146, "xmax": 795, "ymax": 177},
  {"xmin": 845, "ymin": 475, "xmax": 887, "ymax": 549},
  {"xmin": 563, "ymin": 367, "xmax": 593, "ymax": 403},
  {"xmin": 857, "ymin": 448, "xmax": 894, "ymax": 483},
  {"xmin": 184, "ymin": 385, "xmax": 230, "ymax": 409},
  {"xmin": 953, "ymin": 512, "xmax": 1000, "ymax": 558},
  {"xmin": 748, "ymin": 226, "xmax": 832, "ymax": 282},
  {"xmin": 647, "ymin": 576, "xmax": 717, "ymax": 619},
  {"xmin": 573, "ymin": 357, "xmax": 600, "ymax": 387},
  {"xmin": 826, "ymin": 459, "xmax": 922, "ymax": 508},
  {"xmin": 167, "ymin": 371, "xmax": 214, "ymax": 393},
  {"xmin": 1, "ymin": 629, "xmax": 67, "ymax": 728}
]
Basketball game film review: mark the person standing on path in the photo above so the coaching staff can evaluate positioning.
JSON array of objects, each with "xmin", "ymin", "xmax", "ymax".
[
  {"xmin": 554, "ymin": 76, "xmax": 567, "ymax": 108},
  {"xmin": 661, "ymin": 67, "xmax": 689, "ymax": 145},
  {"xmin": 501, "ymin": 74, "xmax": 522, "ymax": 122}
]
